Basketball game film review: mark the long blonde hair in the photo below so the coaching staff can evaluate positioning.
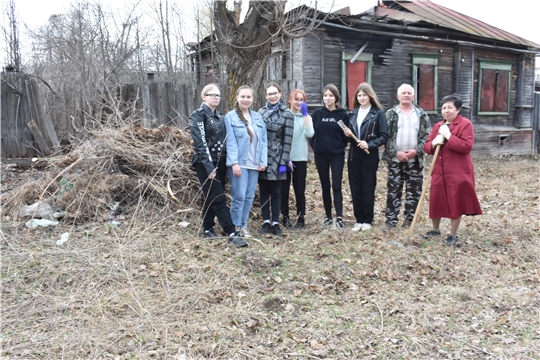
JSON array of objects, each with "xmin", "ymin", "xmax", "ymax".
[{"xmin": 235, "ymin": 85, "xmax": 254, "ymax": 142}]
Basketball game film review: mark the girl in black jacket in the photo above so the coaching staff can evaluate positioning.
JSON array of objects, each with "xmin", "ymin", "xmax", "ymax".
[
  {"xmin": 310, "ymin": 84, "xmax": 349, "ymax": 229},
  {"xmin": 344, "ymin": 82, "xmax": 388, "ymax": 231},
  {"xmin": 189, "ymin": 84, "xmax": 247, "ymax": 247}
]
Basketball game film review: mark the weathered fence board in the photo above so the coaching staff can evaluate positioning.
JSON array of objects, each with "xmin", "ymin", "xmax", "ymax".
[
  {"xmin": 1, "ymin": 71, "xmax": 35, "ymax": 158},
  {"xmin": 25, "ymin": 77, "xmax": 61, "ymax": 154},
  {"xmin": 26, "ymin": 119, "xmax": 50, "ymax": 156}
]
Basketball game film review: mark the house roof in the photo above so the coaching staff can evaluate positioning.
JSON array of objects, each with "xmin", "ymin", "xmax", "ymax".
[{"xmin": 370, "ymin": 0, "xmax": 539, "ymax": 50}]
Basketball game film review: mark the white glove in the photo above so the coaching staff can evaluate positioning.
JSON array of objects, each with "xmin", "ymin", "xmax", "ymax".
[
  {"xmin": 439, "ymin": 124, "xmax": 451, "ymax": 140},
  {"xmin": 432, "ymin": 134, "xmax": 445, "ymax": 146}
]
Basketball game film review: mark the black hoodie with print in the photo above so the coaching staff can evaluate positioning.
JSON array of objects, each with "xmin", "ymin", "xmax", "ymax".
[{"xmin": 310, "ymin": 106, "xmax": 349, "ymax": 156}]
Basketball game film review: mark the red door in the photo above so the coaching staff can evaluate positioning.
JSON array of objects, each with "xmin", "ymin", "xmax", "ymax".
[{"xmin": 347, "ymin": 62, "xmax": 367, "ymax": 109}]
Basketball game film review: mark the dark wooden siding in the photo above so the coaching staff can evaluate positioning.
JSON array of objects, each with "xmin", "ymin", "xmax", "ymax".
[
  {"xmin": 473, "ymin": 127, "xmax": 533, "ymax": 154},
  {"xmin": 291, "ymin": 38, "xmax": 303, "ymax": 81},
  {"xmin": 517, "ymin": 54, "xmax": 535, "ymax": 129},
  {"xmin": 302, "ymin": 33, "xmax": 324, "ymax": 104},
  {"xmin": 376, "ymin": 38, "xmax": 455, "ymax": 117},
  {"xmin": 456, "ymin": 45, "xmax": 475, "ymax": 120},
  {"xmin": 321, "ymin": 34, "xmax": 343, "ymax": 100}
]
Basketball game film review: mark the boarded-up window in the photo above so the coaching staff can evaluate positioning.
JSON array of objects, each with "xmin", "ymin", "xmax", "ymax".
[
  {"xmin": 478, "ymin": 61, "xmax": 511, "ymax": 114},
  {"xmin": 346, "ymin": 61, "xmax": 367, "ymax": 108},
  {"xmin": 341, "ymin": 51, "xmax": 373, "ymax": 110},
  {"xmin": 417, "ymin": 64, "xmax": 435, "ymax": 110},
  {"xmin": 412, "ymin": 55, "xmax": 438, "ymax": 112}
]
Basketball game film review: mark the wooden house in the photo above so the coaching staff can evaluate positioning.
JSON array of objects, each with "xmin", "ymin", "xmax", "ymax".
[{"xmin": 268, "ymin": 0, "xmax": 540, "ymax": 154}]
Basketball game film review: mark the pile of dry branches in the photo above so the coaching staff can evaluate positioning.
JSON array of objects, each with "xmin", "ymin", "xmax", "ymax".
[{"xmin": 2, "ymin": 124, "xmax": 200, "ymax": 223}]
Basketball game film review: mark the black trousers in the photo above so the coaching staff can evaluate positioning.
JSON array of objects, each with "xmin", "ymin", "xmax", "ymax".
[
  {"xmin": 259, "ymin": 179, "xmax": 282, "ymax": 223},
  {"xmin": 314, "ymin": 154, "xmax": 344, "ymax": 219},
  {"xmin": 281, "ymin": 161, "xmax": 307, "ymax": 224},
  {"xmin": 348, "ymin": 154, "xmax": 379, "ymax": 224},
  {"xmin": 194, "ymin": 160, "xmax": 235, "ymax": 235}
]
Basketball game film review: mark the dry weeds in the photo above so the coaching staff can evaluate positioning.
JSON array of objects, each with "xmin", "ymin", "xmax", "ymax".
[
  {"xmin": 2, "ymin": 124, "xmax": 199, "ymax": 224},
  {"xmin": 1, "ymin": 128, "xmax": 539, "ymax": 359}
]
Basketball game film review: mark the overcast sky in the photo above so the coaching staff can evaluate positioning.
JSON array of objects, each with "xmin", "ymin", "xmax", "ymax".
[{"xmin": 9, "ymin": 0, "xmax": 539, "ymax": 47}]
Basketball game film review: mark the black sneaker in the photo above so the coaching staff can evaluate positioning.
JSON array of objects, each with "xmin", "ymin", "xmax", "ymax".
[
  {"xmin": 422, "ymin": 230, "xmax": 441, "ymax": 239},
  {"xmin": 282, "ymin": 218, "xmax": 294, "ymax": 229},
  {"xmin": 261, "ymin": 222, "xmax": 272, "ymax": 234},
  {"xmin": 203, "ymin": 229, "xmax": 218, "ymax": 238},
  {"xmin": 444, "ymin": 235, "xmax": 459, "ymax": 246},
  {"xmin": 272, "ymin": 223, "xmax": 282, "ymax": 235},
  {"xmin": 228, "ymin": 234, "xmax": 248, "ymax": 247},
  {"xmin": 294, "ymin": 222, "xmax": 305, "ymax": 229},
  {"xmin": 335, "ymin": 218, "xmax": 345, "ymax": 230},
  {"xmin": 322, "ymin": 217, "xmax": 333, "ymax": 226}
]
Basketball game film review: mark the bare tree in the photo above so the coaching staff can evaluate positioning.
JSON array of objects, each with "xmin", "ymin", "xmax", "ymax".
[
  {"xmin": 28, "ymin": 1, "xmax": 143, "ymax": 134},
  {"xmin": 212, "ymin": 0, "xmax": 334, "ymax": 107},
  {"xmin": 148, "ymin": 0, "xmax": 192, "ymax": 82},
  {"xmin": 1, "ymin": 0, "xmax": 22, "ymax": 69}
]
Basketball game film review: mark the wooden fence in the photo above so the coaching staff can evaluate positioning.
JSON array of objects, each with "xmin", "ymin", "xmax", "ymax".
[
  {"xmin": 1, "ymin": 71, "xmax": 203, "ymax": 161},
  {"xmin": 1, "ymin": 73, "xmax": 304, "ymax": 162},
  {"xmin": 1, "ymin": 71, "xmax": 61, "ymax": 160}
]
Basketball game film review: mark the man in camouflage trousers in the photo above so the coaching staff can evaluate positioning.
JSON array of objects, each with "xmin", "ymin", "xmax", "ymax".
[{"xmin": 382, "ymin": 84, "xmax": 432, "ymax": 228}]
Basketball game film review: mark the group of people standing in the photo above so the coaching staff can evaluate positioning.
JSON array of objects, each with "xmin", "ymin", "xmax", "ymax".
[
  {"xmin": 189, "ymin": 83, "xmax": 313, "ymax": 247},
  {"xmin": 189, "ymin": 81, "xmax": 481, "ymax": 248}
]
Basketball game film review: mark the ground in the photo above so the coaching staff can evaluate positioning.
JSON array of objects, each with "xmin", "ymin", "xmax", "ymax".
[{"xmin": 1, "ymin": 154, "xmax": 539, "ymax": 359}]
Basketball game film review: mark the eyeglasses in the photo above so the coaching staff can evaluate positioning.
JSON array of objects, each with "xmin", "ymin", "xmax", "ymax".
[
  {"xmin": 205, "ymin": 94, "xmax": 221, "ymax": 98},
  {"xmin": 266, "ymin": 92, "xmax": 280, "ymax": 97}
]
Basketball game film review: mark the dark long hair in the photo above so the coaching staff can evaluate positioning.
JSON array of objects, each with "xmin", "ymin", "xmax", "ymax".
[
  {"xmin": 322, "ymin": 84, "xmax": 341, "ymax": 108},
  {"xmin": 352, "ymin": 82, "xmax": 382, "ymax": 109}
]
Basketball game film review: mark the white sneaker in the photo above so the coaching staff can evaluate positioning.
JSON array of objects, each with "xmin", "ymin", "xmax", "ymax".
[
  {"xmin": 241, "ymin": 227, "xmax": 253, "ymax": 238},
  {"xmin": 351, "ymin": 223, "xmax": 364, "ymax": 231},
  {"xmin": 361, "ymin": 224, "xmax": 372, "ymax": 231}
]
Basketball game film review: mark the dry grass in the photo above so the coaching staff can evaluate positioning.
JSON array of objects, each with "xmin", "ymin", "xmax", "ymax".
[{"xmin": 1, "ymin": 134, "xmax": 539, "ymax": 359}]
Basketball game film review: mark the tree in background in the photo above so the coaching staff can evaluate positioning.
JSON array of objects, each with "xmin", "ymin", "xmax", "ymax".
[
  {"xmin": 212, "ymin": 0, "xmax": 334, "ymax": 108},
  {"xmin": 1, "ymin": 0, "xmax": 334, "ymax": 140},
  {"xmin": 6, "ymin": 0, "xmax": 197, "ymax": 141},
  {"xmin": 26, "ymin": 2, "xmax": 143, "ymax": 133}
]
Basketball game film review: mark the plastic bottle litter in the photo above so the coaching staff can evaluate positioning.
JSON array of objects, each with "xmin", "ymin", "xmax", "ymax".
[
  {"xmin": 26, "ymin": 218, "xmax": 59, "ymax": 228},
  {"xmin": 57, "ymin": 177, "xmax": 74, "ymax": 198},
  {"xmin": 19, "ymin": 202, "xmax": 64, "ymax": 220},
  {"xmin": 56, "ymin": 232, "xmax": 70, "ymax": 246}
]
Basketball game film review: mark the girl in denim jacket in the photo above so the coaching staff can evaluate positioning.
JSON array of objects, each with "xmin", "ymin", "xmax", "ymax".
[{"xmin": 224, "ymin": 85, "xmax": 268, "ymax": 238}]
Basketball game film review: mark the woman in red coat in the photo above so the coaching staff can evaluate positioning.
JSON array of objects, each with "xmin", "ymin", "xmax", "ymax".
[{"xmin": 423, "ymin": 94, "xmax": 482, "ymax": 245}]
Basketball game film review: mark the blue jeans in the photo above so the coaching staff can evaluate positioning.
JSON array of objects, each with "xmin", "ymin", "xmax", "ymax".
[{"xmin": 228, "ymin": 167, "xmax": 259, "ymax": 228}]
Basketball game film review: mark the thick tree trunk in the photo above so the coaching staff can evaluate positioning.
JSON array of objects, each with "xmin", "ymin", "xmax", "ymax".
[{"xmin": 213, "ymin": 1, "xmax": 285, "ymax": 108}]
